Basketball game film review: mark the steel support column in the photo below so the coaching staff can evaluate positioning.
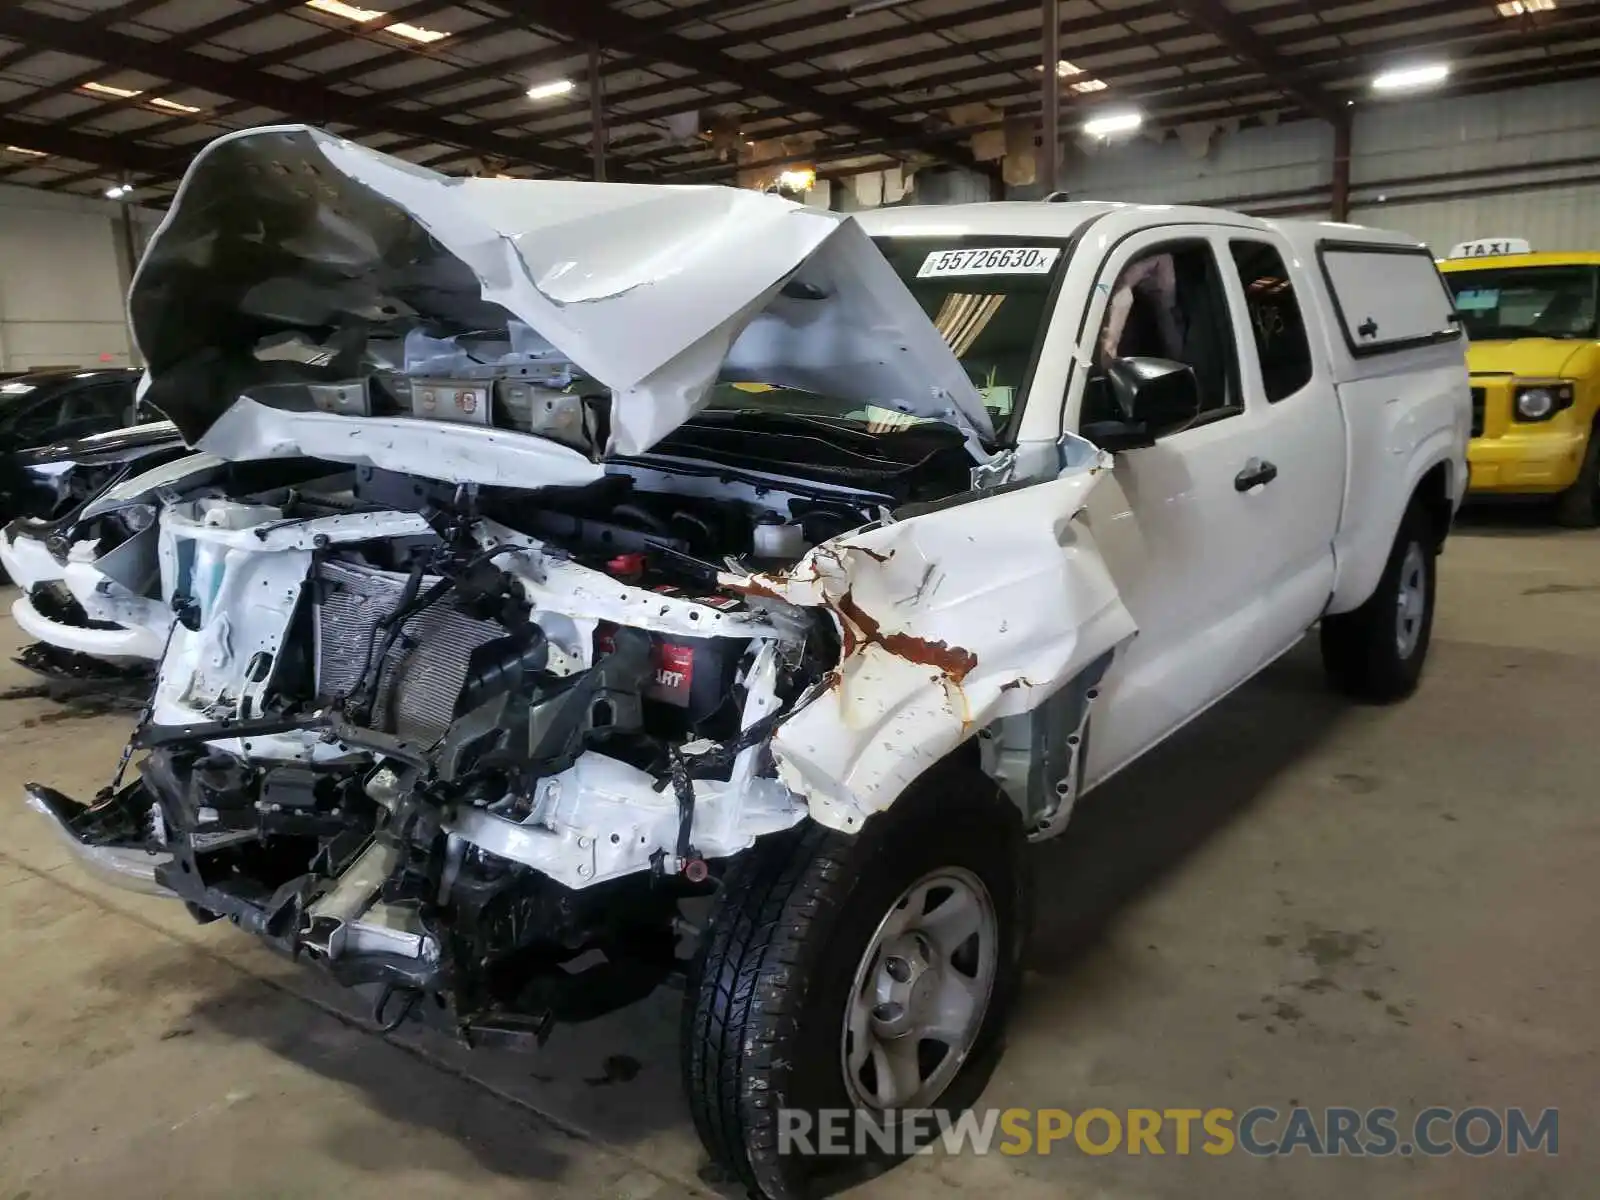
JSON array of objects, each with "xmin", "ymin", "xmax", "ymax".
[
  {"xmin": 589, "ymin": 43, "xmax": 607, "ymax": 182},
  {"xmin": 1331, "ymin": 115, "xmax": 1352, "ymax": 222},
  {"xmin": 1040, "ymin": 0, "xmax": 1060, "ymax": 194}
]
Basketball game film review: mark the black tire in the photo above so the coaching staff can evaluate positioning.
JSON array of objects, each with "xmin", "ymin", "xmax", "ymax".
[
  {"xmin": 1320, "ymin": 502, "xmax": 1437, "ymax": 702},
  {"xmin": 1553, "ymin": 424, "xmax": 1600, "ymax": 528},
  {"xmin": 682, "ymin": 764, "xmax": 1029, "ymax": 1200}
]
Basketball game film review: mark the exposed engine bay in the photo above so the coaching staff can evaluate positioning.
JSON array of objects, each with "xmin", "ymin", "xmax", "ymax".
[{"xmin": 31, "ymin": 448, "xmax": 939, "ymax": 1040}]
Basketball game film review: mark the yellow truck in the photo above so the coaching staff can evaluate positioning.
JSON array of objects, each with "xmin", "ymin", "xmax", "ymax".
[{"xmin": 1439, "ymin": 240, "xmax": 1600, "ymax": 526}]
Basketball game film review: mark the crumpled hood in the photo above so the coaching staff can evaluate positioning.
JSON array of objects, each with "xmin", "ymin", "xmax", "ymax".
[
  {"xmin": 129, "ymin": 125, "xmax": 992, "ymax": 485},
  {"xmin": 1466, "ymin": 339, "xmax": 1591, "ymax": 379}
]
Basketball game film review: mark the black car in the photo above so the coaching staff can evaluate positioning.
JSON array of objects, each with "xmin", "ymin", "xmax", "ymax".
[{"xmin": 0, "ymin": 367, "xmax": 172, "ymax": 524}]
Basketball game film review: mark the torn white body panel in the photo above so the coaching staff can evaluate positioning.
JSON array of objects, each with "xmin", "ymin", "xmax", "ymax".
[
  {"xmin": 81, "ymin": 451, "xmax": 229, "ymax": 519},
  {"xmin": 195, "ymin": 399, "xmax": 613, "ymax": 489},
  {"xmin": 1, "ymin": 528, "xmax": 170, "ymax": 661},
  {"xmin": 129, "ymin": 124, "xmax": 992, "ymax": 483},
  {"xmin": 741, "ymin": 457, "xmax": 1137, "ymax": 833}
]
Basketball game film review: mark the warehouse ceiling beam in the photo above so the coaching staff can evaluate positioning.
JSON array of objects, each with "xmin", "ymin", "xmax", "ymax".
[
  {"xmin": 398, "ymin": 0, "xmax": 1174, "ymax": 160},
  {"xmin": 1167, "ymin": 0, "xmax": 1342, "ymax": 123},
  {"xmin": 480, "ymin": 0, "xmax": 1467, "ymax": 167},
  {"xmin": 26, "ymin": 0, "xmax": 766, "ymax": 193},
  {"xmin": 20, "ymin": 0, "xmax": 487, "ymax": 193},
  {"xmin": 351, "ymin": 3, "xmax": 1598, "ymax": 193},
  {"xmin": 0, "ymin": 5, "xmax": 625, "ymax": 180},
  {"xmin": 0, "ymin": 0, "xmax": 181, "ymax": 119},
  {"xmin": 504, "ymin": 0, "xmax": 994, "ymax": 174},
  {"xmin": 714, "ymin": 0, "xmax": 1586, "ymax": 158},
  {"xmin": 343, "ymin": 0, "xmax": 777, "ymax": 102},
  {"xmin": 662, "ymin": 22, "xmax": 1600, "ymax": 188},
  {"xmin": 0, "ymin": 116, "xmax": 186, "ymax": 179},
  {"xmin": 382, "ymin": 0, "xmax": 1169, "ymax": 134}
]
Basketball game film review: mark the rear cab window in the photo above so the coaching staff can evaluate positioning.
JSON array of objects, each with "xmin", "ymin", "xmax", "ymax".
[
  {"xmin": 1229, "ymin": 240, "xmax": 1314, "ymax": 402},
  {"xmin": 1317, "ymin": 242, "xmax": 1462, "ymax": 357}
]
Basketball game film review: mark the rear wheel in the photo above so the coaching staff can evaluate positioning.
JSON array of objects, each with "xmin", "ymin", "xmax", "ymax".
[
  {"xmin": 1553, "ymin": 424, "xmax": 1600, "ymax": 528},
  {"xmin": 1320, "ymin": 502, "xmax": 1437, "ymax": 702},
  {"xmin": 682, "ymin": 765, "xmax": 1029, "ymax": 1200}
]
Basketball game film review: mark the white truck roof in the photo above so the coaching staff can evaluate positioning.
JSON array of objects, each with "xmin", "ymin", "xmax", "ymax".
[
  {"xmin": 853, "ymin": 201, "xmax": 1428, "ymax": 258},
  {"xmin": 854, "ymin": 201, "xmax": 1449, "ymax": 384}
]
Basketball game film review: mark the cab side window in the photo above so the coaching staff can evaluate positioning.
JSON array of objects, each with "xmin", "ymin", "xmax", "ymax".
[
  {"xmin": 1085, "ymin": 240, "xmax": 1241, "ymax": 432},
  {"xmin": 1229, "ymin": 241, "xmax": 1313, "ymax": 402}
]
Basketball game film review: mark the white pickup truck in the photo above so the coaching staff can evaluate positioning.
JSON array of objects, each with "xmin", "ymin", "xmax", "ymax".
[{"xmin": 15, "ymin": 128, "xmax": 1468, "ymax": 1200}]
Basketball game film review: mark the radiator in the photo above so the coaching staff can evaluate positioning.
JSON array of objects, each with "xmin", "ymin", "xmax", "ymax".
[{"xmin": 314, "ymin": 560, "xmax": 505, "ymax": 744}]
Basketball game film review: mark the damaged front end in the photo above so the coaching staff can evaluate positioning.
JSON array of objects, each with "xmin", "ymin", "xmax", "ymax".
[
  {"xmin": 34, "ymin": 465, "xmax": 844, "ymax": 1040},
  {"xmin": 30, "ymin": 125, "xmax": 1136, "ymax": 1044}
]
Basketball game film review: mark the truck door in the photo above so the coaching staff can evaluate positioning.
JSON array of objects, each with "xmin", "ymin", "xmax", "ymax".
[
  {"xmin": 1219, "ymin": 233, "xmax": 1346, "ymax": 629},
  {"xmin": 1060, "ymin": 226, "xmax": 1341, "ymax": 788}
]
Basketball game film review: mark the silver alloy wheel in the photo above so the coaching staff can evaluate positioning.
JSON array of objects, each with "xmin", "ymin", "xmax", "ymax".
[
  {"xmin": 841, "ymin": 867, "xmax": 999, "ymax": 1113},
  {"xmin": 1395, "ymin": 541, "xmax": 1427, "ymax": 659}
]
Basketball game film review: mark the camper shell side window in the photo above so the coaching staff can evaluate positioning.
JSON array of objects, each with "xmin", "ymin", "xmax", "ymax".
[{"xmin": 1316, "ymin": 240, "xmax": 1463, "ymax": 359}]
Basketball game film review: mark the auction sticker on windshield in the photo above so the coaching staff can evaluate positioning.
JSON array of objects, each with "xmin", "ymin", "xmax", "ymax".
[{"xmin": 918, "ymin": 247, "xmax": 1061, "ymax": 278}]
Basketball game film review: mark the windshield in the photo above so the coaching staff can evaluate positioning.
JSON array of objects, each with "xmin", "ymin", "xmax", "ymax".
[
  {"xmin": 703, "ymin": 235, "xmax": 1068, "ymax": 439},
  {"xmin": 1446, "ymin": 265, "xmax": 1599, "ymax": 341}
]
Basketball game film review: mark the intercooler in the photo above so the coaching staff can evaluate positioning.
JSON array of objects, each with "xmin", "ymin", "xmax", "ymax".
[{"xmin": 314, "ymin": 560, "xmax": 506, "ymax": 744}]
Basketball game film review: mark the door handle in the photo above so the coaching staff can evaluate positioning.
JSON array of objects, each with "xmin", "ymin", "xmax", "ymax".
[{"xmin": 1235, "ymin": 458, "xmax": 1278, "ymax": 492}]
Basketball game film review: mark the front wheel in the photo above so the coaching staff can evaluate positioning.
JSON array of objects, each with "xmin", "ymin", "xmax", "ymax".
[
  {"xmin": 682, "ymin": 766, "xmax": 1029, "ymax": 1200},
  {"xmin": 1553, "ymin": 424, "xmax": 1600, "ymax": 528},
  {"xmin": 1320, "ymin": 503, "xmax": 1437, "ymax": 702}
]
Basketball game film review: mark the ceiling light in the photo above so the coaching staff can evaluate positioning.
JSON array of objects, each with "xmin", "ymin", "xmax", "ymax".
[
  {"xmin": 1496, "ymin": 0, "xmax": 1555, "ymax": 14},
  {"xmin": 526, "ymin": 78, "xmax": 575, "ymax": 100},
  {"xmin": 385, "ymin": 21, "xmax": 448, "ymax": 43},
  {"xmin": 1082, "ymin": 111, "xmax": 1143, "ymax": 137},
  {"xmin": 1373, "ymin": 63, "xmax": 1450, "ymax": 91},
  {"xmin": 777, "ymin": 167, "xmax": 816, "ymax": 192},
  {"xmin": 82, "ymin": 81, "xmax": 142, "ymax": 99},
  {"xmin": 305, "ymin": 0, "xmax": 384, "ymax": 20},
  {"xmin": 1034, "ymin": 59, "xmax": 1110, "ymax": 92},
  {"xmin": 304, "ymin": 2, "xmax": 448, "ymax": 42},
  {"xmin": 3, "ymin": 145, "xmax": 46, "ymax": 157},
  {"xmin": 148, "ymin": 96, "xmax": 201, "ymax": 114},
  {"xmin": 105, "ymin": 184, "xmax": 133, "ymax": 200}
]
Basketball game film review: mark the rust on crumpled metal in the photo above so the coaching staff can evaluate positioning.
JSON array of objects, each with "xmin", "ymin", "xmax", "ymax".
[
  {"xmin": 727, "ymin": 540, "xmax": 978, "ymax": 685},
  {"xmin": 835, "ymin": 589, "xmax": 978, "ymax": 683}
]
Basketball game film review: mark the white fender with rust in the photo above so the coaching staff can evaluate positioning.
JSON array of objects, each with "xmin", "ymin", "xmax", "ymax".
[{"xmin": 739, "ymin": 458, "xmax": 1137, "ymax": 833}]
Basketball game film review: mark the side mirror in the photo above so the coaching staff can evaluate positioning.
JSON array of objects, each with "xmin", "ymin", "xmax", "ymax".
[{"xmin": 1081, "ymin": 356, "xmax": 1201, "ymax": 453}]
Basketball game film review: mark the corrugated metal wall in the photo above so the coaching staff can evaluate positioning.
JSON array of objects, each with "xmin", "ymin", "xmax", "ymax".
[
  {"xmin": 1057, "ymin": 119, "xmax": 1334, "ymax": 209},
  {"xmin": 1023, "ymin": 78, "xmax": 1600, "ymax": 252},
  {"xmin": 0, "ymin": 185, "xmax": 157, "ymax": 371},
  {"xmin": 1348, "ymin": 79, "xmax": 1600, "ymax": 250}
]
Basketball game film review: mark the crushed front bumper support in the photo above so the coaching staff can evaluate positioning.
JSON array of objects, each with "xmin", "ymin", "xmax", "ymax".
[{"xmin": 24, "ymin": 784, "xmax": 173, "ymax": 896}]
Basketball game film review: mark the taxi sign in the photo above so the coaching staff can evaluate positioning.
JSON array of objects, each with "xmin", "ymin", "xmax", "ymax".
[{"xmin": 1447, "ymin": 237, "xmax": 1532, "ymax": 259}]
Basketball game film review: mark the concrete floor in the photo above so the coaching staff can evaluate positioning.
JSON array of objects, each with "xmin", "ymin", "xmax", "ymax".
[{"xmin": 0, "ymin": 510, "xmax": 1595, "ymax": 1199}]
